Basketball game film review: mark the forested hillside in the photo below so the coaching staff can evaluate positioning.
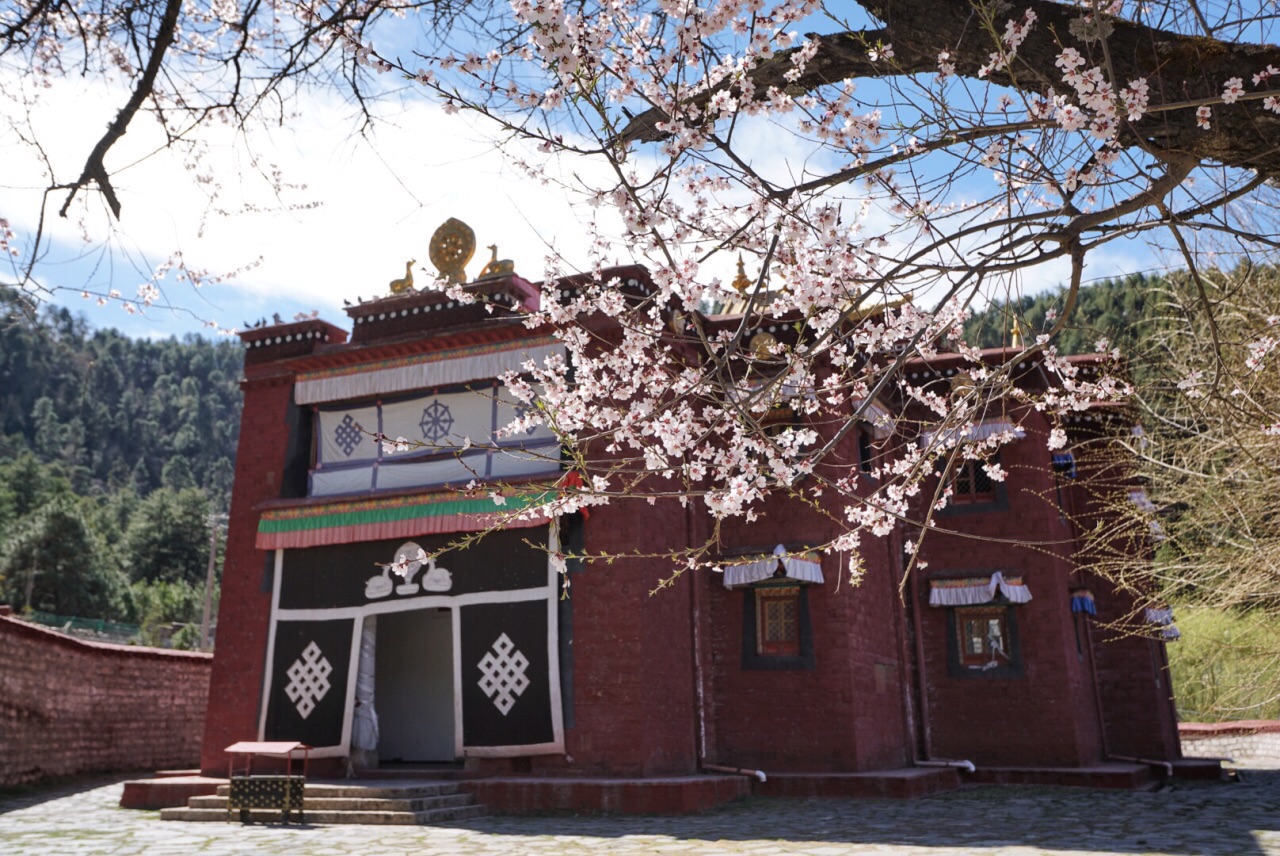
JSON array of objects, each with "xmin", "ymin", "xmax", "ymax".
[
  {"xmin": 963, "ymin": 272, "xmax": 1164, "ymax": 357},
  {"xmin": 0, "ymin": 289, "xmax": 243, "ymax": 645},
  {"xmin": 0, "ymin": 288, "xmax": 242, "ymax": 502}
]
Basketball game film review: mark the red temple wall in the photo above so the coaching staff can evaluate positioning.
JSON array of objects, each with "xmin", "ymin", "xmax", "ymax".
[
  {"xmin": 0, "ymin": 612, "xmax": 210, "ymax": 788},
  {"xmin": 913, "ymin": 413, "xmax": 1106, "ymax": 767},
  {"xmin": 540, "ymin": 498, "xmax": 700, "ymax": 776},
  {"xmin": 199, "ymin": 373, "xmax": 297, "ymax": 774}
]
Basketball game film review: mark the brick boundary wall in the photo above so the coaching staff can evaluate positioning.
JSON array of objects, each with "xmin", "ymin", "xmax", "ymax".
[
  {"xmin": 1180, "ymin": 722, "xmax": 1280, "ymax": 762},
  {"xmin": 0, "ymin": 609, "xmax": 212, "ymax": 788}
]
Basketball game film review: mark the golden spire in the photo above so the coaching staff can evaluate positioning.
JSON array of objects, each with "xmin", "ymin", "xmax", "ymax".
[
  {"xmin": 732, "ymin": 254, "xmax": 752, "ymax": 294},
  {"xmin": 1010, "ymin": 318, "xmax": 1024, "ymax": 348}
]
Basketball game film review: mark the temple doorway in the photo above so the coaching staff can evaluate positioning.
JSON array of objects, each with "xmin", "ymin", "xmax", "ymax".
[{"xmin": 375, "ymin": 608, "xmax": 457, "ymax": 762}]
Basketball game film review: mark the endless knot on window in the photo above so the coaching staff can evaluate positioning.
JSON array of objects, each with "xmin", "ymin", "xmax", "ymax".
[
  {"xmin": 333, "ymin": 414, "xmax": 363, "ymax": 457},
  {"xmin": 476, "ymin": 632, "xmax": 530, "ymax": 716},
  {"xmin": 419, "ymin": 400, "xmax": 456, "ymax": 443},
  {"xmin": 284, "ymin": 641, "xmax": 333, "ymax": 719}
]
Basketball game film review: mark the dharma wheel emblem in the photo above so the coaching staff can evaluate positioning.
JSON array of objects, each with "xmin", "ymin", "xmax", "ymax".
[
  {"xmin": 419, "ymin": 399, "xmax": 456, "ymax": 443},
  {"xmin": 429, "ymin": 217, "xmax": 476, "ymax": 284}
]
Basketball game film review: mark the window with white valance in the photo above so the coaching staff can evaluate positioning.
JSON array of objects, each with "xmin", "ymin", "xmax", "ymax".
[
  {"xmin": 721, "ymin": 544, "xmax": 824, "ymax": 588},
  {"xmin": 931, "ymin": 573, "xmax": 1028, "ymax": 678},
  {"xmin": 928, "ymin": 572, "xmax": 1032, "ymax": 606}
]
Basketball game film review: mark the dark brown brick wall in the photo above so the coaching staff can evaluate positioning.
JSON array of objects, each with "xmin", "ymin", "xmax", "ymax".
[{"xmin": 0, "ymin": 614, "xmax": 211, "ymax": 788}]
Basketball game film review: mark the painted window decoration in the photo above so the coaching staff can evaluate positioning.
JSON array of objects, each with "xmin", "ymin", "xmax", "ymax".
[
  {"xmin": 311, "ymin": 383, "xmax": 560, "ymax": 496},
  {"xmin": 955, "ymin": 606, "xmax": 1013, "ymax": 670},
  {"xmin": 756, "ymin": 586, "xmax": 801, "ymax": 657}
]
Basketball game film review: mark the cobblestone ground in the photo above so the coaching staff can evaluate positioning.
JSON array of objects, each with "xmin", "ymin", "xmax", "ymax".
[{"xmin": 3, "ymin": 765, "xmax": 1279, "ymax": 856}]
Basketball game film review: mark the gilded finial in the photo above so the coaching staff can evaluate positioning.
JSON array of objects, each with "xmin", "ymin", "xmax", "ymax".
[
  {"xmin": 477, "ymin": 243, "xmax": 516, "ymax": 280},
  {"xmin": 389, "ymin": 259, "xmax": 415, "ymax": 294},
  {"xmin": 1010, "ymin": 318, "xmax": 1024, "ymax": 348},
  {"xmin": 429, "ymin": 218, "xmax": 477, "ymax": 284},
  {"xmin": 732, "ymin": 254, "xmax": 752, "ymax": 294}
]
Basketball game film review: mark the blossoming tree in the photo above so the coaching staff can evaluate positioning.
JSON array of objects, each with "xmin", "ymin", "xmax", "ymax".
[{"xmin": 4, "ymin": 0, "xmax": 1280, "ymax": 578}]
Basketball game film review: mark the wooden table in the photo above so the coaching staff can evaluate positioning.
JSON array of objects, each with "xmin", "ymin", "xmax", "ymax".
[{"xmin": 224, "ymin": 741, "xmax": 310, "ymax": 824}]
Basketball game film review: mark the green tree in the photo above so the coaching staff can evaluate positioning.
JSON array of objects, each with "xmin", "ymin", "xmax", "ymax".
[
  {"xmin": 0, "ymin": 498, "xmax": 132, "ymax": 619},
  {"xmin": 121, "ymin": 487, "xmax": 212, "ymax": 585}
]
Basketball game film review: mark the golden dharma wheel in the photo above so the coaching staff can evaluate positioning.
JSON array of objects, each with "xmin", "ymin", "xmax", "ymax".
[{"xmin": 429, "ymin": 218, "xmax": 476, "ymax": 284}]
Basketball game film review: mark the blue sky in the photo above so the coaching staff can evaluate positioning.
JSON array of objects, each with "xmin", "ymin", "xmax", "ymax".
[{"xmin": 3, "ymin": 4, "xmax": 1174, "ymax": 343}]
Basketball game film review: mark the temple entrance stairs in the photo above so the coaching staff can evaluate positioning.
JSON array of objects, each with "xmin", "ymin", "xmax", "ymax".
[{"xmin": 159, "ymin": 780, "xmax": 486, "ymax": 825}]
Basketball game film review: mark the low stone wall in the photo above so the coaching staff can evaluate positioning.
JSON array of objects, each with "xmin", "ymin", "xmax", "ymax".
[
  {"xmin": 0, "ymin": 610, "xmax": 212, "ymax": 788},
  {"xmin": 1180, "ymin": 721, "xmax": 1280, "ymax": 762}
]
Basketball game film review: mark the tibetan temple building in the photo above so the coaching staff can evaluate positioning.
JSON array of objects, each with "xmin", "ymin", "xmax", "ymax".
[{"xmin": 199, "ymin": 220, "xmax": 1206, "ymax": 813}]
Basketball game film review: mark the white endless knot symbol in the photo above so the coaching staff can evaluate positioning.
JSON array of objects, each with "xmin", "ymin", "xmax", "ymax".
[
  {"xmin": 477, "ymin": 633, "xmax": 530, "ymax": 716},
  {"xmin": 334, "ymin": 414, "xmax": 363, "ymax": 456},
  {"xmin": 284, "ymin": 641, "xmax": 333, "ymax": 719}
]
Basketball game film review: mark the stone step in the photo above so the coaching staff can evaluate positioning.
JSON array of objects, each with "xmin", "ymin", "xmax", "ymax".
[
  {"xmin": 189, "ymin": 793, "xmax": 477, "ymax": 812},
  {"xmin": 213, "ymin": 781, "xmax": 466, "ymax": 800},
  {"xmin": 159, "ymin": 804, "xmax": 487, "ymax": 825}
]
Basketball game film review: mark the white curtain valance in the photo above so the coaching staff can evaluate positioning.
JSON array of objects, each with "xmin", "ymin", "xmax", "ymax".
[
  {"xmin": 919, "ymin": 420, "xmax": 1026, "ymax": 449},
  {"xmin": 928, "ymin": 572, "xmax": 1032, "ymax": 606},
  {"xmin": 295, "ymin": 339, "xmax": 563, "ymax": 404},
  {"xmin": 722, "ymin": 544, "xmax": 825, "ymax": 588},
  {"xmin": 854, "ymin": 399, "xmax": 895, "ymax": 439}
]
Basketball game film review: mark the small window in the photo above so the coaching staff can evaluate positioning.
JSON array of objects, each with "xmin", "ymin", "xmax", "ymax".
[
  {"xmin": 957, "ymin": 606, "xmax": 1010, "ymax": 667},
  {"xmin": 857, "ymin": 424, "xmax": 875, "ymax": 475},
  {"xmin": 742, "ymin": 583, "xmax": 814, "ymax": 670},
  {"xmin": 952, "ymin": 459, "xmax": 995, "ymax": 503},
  {"xmin": 756, "ymin": 586, "xmax": 800, "ymax": 656},
  {"xmin": 946, "ymin": 605, "xmax": 1022, "ymax": 677}
]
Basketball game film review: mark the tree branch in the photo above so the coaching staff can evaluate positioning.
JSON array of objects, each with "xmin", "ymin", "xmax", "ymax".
[{"xmin": 58, "ymin": 0, "xmax": 183, "ymax": 220}]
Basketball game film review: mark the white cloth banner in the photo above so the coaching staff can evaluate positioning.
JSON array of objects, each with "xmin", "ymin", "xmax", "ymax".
[
  {"xmin": 351, "ymin": 616, "xmax": 379, "ymax": 752},
  {"xmin": 317, "ymin": 404, "xmax": 380, "ymax": 464},
  {"xmin": 928, "ymin": 571, "xmax": 1033, "ymax": 606},
  {"xmin": 381, "ymin": 391, "xmax": 492, "ymax": 451},
  {"xmin": 723, "ymin": 544, "xmax": 825, "ymax": 588},
  {"xmin": 311, "ymin": 466, "xmax": 375, "ymax": 496},
  {"xmin": 919, "ymin": 419, "xmax": 1026, "ymax": 449},
  {"xmin": 295, "ymin": 342, "xmax": 564, "ymax": 404},
  {"xmin": 853, "ymin": 399, "xmax": 895, "ymax": 439}
]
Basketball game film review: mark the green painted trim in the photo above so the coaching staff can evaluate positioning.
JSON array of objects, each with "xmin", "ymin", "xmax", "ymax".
[{"xmin": 257, "ymin": 492, "xmax": 547, "ymax": 535}]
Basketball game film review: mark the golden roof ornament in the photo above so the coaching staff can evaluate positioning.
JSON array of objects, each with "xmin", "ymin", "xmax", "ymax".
[
  {"xmin": 732, "ymin": 254, "xmax": 752, "ymax": 294},
  {"xmin": 429, "ymin": 218, "xmax": 476, "ymax": 284},
  {"xmin": 477, "ymin": 244, "xmax": 516, "ymax": 280},
  {"xmin": 1010, "ymin": 318, "xmax": 1024, "ymax": 348},
  {"xmin": 389, "ymin": 259, "xmax": 415, "ymax": 294},
  {"xmin": 750, "ymin": 330, "xmax": 778, "ymax": 358}
]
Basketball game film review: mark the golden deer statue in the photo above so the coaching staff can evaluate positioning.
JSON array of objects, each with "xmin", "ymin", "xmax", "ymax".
[{"xmin": 389, "ymin": 260, "xmax": 415, "ymax": 294}]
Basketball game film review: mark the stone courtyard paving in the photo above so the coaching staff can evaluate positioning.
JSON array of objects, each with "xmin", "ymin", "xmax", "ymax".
[{"xmin": 3, "ymin": 765, "xmax": 1279, "ymax": 856}]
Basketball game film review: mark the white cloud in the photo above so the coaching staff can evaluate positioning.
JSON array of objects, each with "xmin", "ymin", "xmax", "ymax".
[{"xmin": 1, "ymin": 69, "xmax": 614, "ymax": 334}]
